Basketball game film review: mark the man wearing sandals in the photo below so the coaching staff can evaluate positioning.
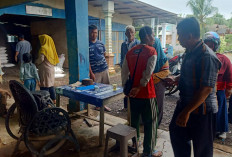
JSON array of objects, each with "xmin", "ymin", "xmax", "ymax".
[
  {"xmin": 168, "ymin": 17, "xmax": 221, "ymax": 157},
  {"xmin": 121, "ymin": 26, "xmax": 162, "ymax": 157}
]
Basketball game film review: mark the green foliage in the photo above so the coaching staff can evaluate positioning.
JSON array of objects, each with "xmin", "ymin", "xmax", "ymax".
[
  {"xmin": 219, "ymin": 34, "xmax": 232, "ymax": 53},
  {"xmin": 135, "ymin": 30, "xmax": 140, "ymax": 40},
  {"xmin": 206, "ymin": 13, "xmax": 228, "ymax": 26},
  {"xmin": 219, "ymin": 36, "xmax": 226, "ymax": 53}
]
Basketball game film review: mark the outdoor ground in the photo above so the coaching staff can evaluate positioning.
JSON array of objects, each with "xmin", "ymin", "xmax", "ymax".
[{"xmin": 0, "ymin": 65, "xmax": 231, "ymax": 156}]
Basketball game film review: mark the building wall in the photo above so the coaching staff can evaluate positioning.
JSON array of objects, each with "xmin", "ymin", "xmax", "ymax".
[
  {"xmin": 33, "ymin": 0, "xmax": 64, "ymax": 9},
  {"xmin": 30, "ymin": 16, "xmax": 127, "ymax": 68},
  {"xmin": 29, "ymin": 0, "xmax": 132, "ymax": 67},
  {"xmin": 88, "ymin": 5, "xmax": 133, "ymax": 26},
  {"xmin": 34, "ymin": 0, "xmax": 133, "ymax": 26}
]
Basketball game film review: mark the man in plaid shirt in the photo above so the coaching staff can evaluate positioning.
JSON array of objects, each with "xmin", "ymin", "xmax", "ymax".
[{"xmin": 168, "ymin": 17, "xmax": 221, "ymax": 157}]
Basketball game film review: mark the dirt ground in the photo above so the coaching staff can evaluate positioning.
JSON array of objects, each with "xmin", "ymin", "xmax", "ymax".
[{"xmin": 1, "ymin": 65, "xmax": 232, "ymax": 148}]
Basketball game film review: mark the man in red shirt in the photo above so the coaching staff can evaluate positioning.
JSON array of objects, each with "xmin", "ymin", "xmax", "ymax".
[
  {"xmin": 121, "ymin": 26, "xmax": 161, "ymax": 157},
  {"xmin": 203, "ymin": 31, "xmax": 232, "ymax": 139}
]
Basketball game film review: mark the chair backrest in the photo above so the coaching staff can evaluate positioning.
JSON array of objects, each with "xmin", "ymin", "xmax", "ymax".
[{"xmin": 9, "ymin": 80, "xmax": 38, "ymax": 126}]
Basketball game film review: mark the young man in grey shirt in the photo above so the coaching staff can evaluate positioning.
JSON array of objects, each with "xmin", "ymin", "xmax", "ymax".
[{"xmin": 15, "ymin": 34, "xmax": 32, "ymax": 65}]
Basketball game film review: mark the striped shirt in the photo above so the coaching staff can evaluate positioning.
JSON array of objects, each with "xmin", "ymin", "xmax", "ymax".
[{"xmin": 89, "ymin": 40, "xmax": 108, "ymax": 73}]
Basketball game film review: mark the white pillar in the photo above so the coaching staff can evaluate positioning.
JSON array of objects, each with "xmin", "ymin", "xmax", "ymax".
[
  {"xmin": 102, "ymin": 1, "xmax": 115, "ymax": 73},
  {"xmin": 102, "ymin": 1, "xmax": 114, "ymax": 54},
  {"xmin": 161, "ymin": 23, "xmax": 167, "ymax": 48},
  {"xmin": 171, "ymin": 24, "xmax": 177, "ymax": 46},
  {"xmin": 151, "ymin": 18, "xmax": 155, "ymax": 31},
  {"xmin": 156, "ymin": 18, "xmax": 159, "ymax": 38}
]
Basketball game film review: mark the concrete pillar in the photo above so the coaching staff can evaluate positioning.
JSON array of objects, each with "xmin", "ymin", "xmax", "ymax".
[
  {"xmin": 161, "ymin": 23, "xmax": 167, "ymax": 48},
  {"xmin": 102, "ymin": 1, "xmax": 115, "ymax": 74},
  {"xmin": 151, "ymin": 18, "xmax": 155, "ymax": 31},
  {"xmin": 171, "ymin": 24, "xmax": 177, "ymax": 47},
  {"xmin": 156, "ymin": 18, "xmax": 159, "ymax": 38},
  {"xmin": 65, "ymin": 0, "xmax": 89, "ymax": 111}
]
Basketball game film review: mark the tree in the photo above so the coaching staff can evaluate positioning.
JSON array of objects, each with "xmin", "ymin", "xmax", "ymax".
[
  {"xmin": 187, "ymin": 0, "xmax": 218, "ymax": 36},
  {"xmin": 206, "ymin": 13, "xmax": 227, "ymax": 25}
]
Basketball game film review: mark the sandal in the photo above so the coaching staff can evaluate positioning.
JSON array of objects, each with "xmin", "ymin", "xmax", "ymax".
[
  {"xmin": 152, "ymin": 150, "xmax": 163, "ymax": 157},
  {"xmin": 141, "ymin": 150, "xmax": 163, "ymax": 157},
  {"xmin": 95, "ymin": 106, "xmax": 111, "ymax": 112},
  {"xmin": 132, "ymin": 140, "xmax": 143, "ymax": 148}
]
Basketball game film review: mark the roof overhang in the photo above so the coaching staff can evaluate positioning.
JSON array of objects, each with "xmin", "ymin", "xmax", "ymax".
[
  {"xmin": 88, "ymin": 0, "xmax": 178, "ymax": 20},
  {"xmin": 0, "ymin": 0, "xmax": 37, "ymax": 9}
]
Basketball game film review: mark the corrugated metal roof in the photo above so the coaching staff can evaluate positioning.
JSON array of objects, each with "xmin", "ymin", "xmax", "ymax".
[{"xmin": 88, "ymin": 0, "xmax": 178, "ymax": 19}]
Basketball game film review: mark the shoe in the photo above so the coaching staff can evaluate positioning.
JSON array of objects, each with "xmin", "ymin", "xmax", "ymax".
[
  {"xmin": 218, "ymin": 132, "xmax": 226, "ymax": 139},
  {"xmin": 141, "ymin": 150, "xmax": 163, "ymax": 157},
  {"xmin": 118, "ymin": 107, "xmax": 127, "ymax": 112},
  {"xmin": 95, "ymin": 106, "xmax": 111, "ymax": 112}
]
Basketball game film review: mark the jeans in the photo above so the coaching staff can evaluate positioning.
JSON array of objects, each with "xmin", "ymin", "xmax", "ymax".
[{"xmin": 24, "ymin": 78, "xmax": 36, "ymax": 91}]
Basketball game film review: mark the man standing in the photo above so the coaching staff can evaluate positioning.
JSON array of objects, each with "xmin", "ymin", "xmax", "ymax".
[
  {"xmin": 120, "ymin": 25, "xmax": 140, "ymax": 110},
  {"xmin": 203, "ymin": 31, "xmax": 232, "ymax": 139},
  {"xmin": 121, "ymin": 26, "xmax": 162, "ymax": 157},
  {"xmin": 120, "ymin": 25, "xmax": 140, "ymax": 67},
  {"xmin": 169, "ymin": 17, "xmax": 221, "ymax": 157},
  {"xmin": 15, "ymin": 34, "xmax": 32, "ymax": 65},
  {"xmin": 89, "ymin": 25, "xmax": 111, "ymax": 111}
]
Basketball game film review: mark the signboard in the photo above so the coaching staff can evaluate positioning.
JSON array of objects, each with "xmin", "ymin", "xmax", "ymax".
[{"xmin": 26, "ymin": 5, "xmax": 52, "ymax": 16}]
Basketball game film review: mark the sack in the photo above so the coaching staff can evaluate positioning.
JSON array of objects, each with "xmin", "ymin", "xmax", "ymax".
[{"xmin": 123, "ymin": 77, "xmax": 133, "ymax": 96}]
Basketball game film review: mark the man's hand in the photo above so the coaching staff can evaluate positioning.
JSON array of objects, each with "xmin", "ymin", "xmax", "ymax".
[
  {"xmin": 0, "ymin": 90, "xmax": 11, "ymax": 99},
  {"xmin": 176, "ymin": 110, "xmax": 190, "ymax": 127},
  {"xmin": 90, "ymin": 72, "xmax": 95, "ymax": 81},
  {"xmin": 226, "ymin": 89, "xmax": 232, "ymax": 98},
  {"xmin": 129, "ymin": 87, "xmax": 140, "ymax": 98},
  {"xmin": 0, "ymin": 75, "xmax": 2, "ymax": 84},
  {"xmin": 164, "ymin": 75, "xmax": 178, "ymax": 87},
  {"xmin": 15, "ymin": 56, "xmax": 17, "ymax": 62},
  {"xmin": 37, "ymin": 81, "xmax": 41, "ymax": 87}
]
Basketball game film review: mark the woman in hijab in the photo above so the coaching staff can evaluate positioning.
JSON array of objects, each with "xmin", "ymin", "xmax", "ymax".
[{"xmin": 36, "ymin": 34, "xmax": 59, "ymax": 104}]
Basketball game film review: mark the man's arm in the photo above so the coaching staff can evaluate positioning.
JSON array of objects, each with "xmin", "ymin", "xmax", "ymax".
[
  {"xmin": 15, "ymin": 51, "xmax": 19, "ymax": 62},
  {"xmin": 120, "ymin": 43, "xmax": 125, "ymax": 68},
  {"xmin": 176, "ymin": 86, "xmax": 212, "ymax": 127},
  {"xmin": 15, "ymin": 43, "xmax": 20, "ymax": 62},
  {"xmin": 89, "ymin": 64, "xmax": 95, "ymax": 81},
  {"xmin": 176, "ymin": 55, "xmax": 220, "ymax": 127},
  {"xmin": 0, "ymin": 88, "xmax": 11, "ymax": 98},
  {"xmin": 121, "ymin": 58, "xmax": 130, "ymax": 88}
]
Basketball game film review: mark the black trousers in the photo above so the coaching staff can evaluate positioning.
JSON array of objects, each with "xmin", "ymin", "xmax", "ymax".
[
  {"xmin": 229, "ymin": 95, "xmax": 232, "ymax": 124},
  {"xmin": 169, "ymin": 106, "xmax": 216, "ymax": 157}
]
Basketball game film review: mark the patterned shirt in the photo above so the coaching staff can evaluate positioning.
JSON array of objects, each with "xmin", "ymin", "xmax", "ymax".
[
  {"xmin": 120, "ymin": 38, "xmax": 140, "ymax": 67},
  {"xmin": 89, "ymin": 40, "xmax": 108, "ymax": 73},
  {"xmin": 178, "ymin": 41, "xmax": 221, "ymax": 114}
]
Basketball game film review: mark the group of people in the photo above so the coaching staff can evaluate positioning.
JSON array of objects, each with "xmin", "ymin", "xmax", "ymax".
[
  {"xmin": 0, "ymin": 34, "xmax": 59, "ymax": 117},
  {"xmin": 18, "ymin": 34, "xmax": 59, "ymax": 104},
  {"xmin": 0, "ymin": 16, "xmax": 231, "ymax": 157},
  {"xmin": 119, "ymin": 17, "xmax": 231, "ymax": 157}
]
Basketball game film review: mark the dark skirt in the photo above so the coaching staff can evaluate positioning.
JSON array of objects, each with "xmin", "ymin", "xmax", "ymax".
[{"xmin": 216, "ymin": 90, "xmax": 228, "ymax": 132}]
